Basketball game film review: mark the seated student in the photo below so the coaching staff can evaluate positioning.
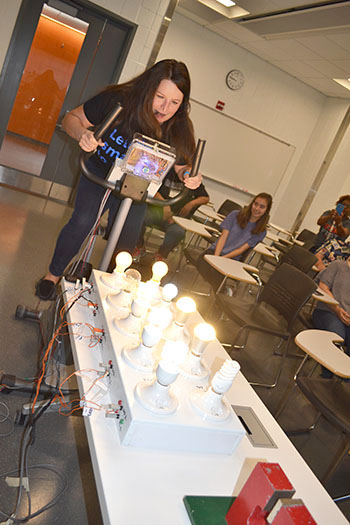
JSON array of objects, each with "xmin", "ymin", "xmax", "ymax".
[
  {"xmin": 311, "ymin": 194, "xmax": 350, "ymax": 252},
  {"xmin": 312, "ymin": 259, "xmax": 350, "ymax": 378},
  {"xmin": 197, "ymin": 192, "xmax": 272, "ymax": 292},
  {"xmin": 314, "ymin": 238, "xmax": 350, "ymax": 272},
  {"xmin": 135, "ymin": 168, "xmax": 209, "ymax": 260}
]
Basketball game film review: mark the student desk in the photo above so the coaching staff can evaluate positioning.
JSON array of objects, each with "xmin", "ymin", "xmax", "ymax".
[
  {"xmin": 196, "ymin": 205, "xmax": 225, "ymax": 223},
  {"xmin": 62, "ymin": 276, "xmax": 348, "ymax": 525},
  {"xmin": 204, "ymin": 254, "xmax": 260, "ymax": 287},
  {"xmin": 295, "ymin": 329, "xmax": 350, "ymax": 378}
]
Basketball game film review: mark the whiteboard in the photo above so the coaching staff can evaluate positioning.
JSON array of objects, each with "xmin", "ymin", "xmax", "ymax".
[{"xmin": 190, "ymin": 99, "xmax": 295, "ymax": 196}]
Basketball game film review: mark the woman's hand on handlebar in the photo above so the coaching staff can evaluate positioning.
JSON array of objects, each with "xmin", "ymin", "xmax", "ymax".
[
  {"xmin": 79, "ymin": 129, "xmax": 104, "ymax": 152},
  {"xmin": 183, "ymin": 171, "xmax": 202, "ymax": 190}
]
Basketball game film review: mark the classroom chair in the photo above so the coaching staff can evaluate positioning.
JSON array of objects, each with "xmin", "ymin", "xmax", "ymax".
[
  {"xmin": 275, "ymin": 348, "xmax": 350, "ymax": 485},
  {"xmin": 214, "ymin": 263, "xmax": 317, "ymax": 388}
]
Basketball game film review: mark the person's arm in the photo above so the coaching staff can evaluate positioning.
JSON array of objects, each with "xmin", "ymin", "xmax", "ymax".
[
  {"xmin": 221, "ymin": 242, "xmax": 250, "ymax": 259},
  {"xmin": 333, "ymin": 212, "xmax": 350, "ymax": 238},
  {"xmin": 314, "ymin": 251, "xmax": 326, "ymax": 271},
  {"xmin": 317, "ymin": 210, "xmax": 333, "ymax": 227},
  {"xmin": 62, "ymin": 105, "xmax": 104, "ymax": 152},
  {"xmin": 317, "ymin": 209, "xmax": 350, "ymax": 238},
  {"xmin": 174, "ymin": 164, "xmax": 202, "ymax": 190},
  {"xmin": 318, "ymin": 281, "xmax": 350, "ymax": 326},
  {"xmin": 178, "ymin": 195, "xmax": 209, "ymax": 217},
  {"xmin": 214, "ymin": 229, "xmax": 229, "ymax": 256}
]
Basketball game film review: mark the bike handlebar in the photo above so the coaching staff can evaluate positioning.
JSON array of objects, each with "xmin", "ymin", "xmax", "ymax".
[{"xmin": 79, "ymin": 103, "xmax": 205, "ymax": 206}]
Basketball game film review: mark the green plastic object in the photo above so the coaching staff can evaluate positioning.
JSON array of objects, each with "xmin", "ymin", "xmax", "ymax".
[{"xmin": 183, "ymin": 495, "xmax": 236, "ymax": 524}]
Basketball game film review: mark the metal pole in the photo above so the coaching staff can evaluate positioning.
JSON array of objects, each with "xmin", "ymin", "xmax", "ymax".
[{"xmin": 98, "ymin": 198, "xmax": 133, "ymax": 271}]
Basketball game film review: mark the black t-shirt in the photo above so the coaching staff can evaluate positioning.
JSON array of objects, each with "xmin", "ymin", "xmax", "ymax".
[
  {"xmin": 158, "ymin": 170, "xmax": 209, "ymax": 216},
  {"xmin": 83, "ymin": 90, "xmax": 134, "ymax": 176}
]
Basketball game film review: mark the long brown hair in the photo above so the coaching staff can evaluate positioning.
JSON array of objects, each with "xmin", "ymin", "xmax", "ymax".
[
  {"xmin": 103, "ymin": 59, "xmax": 195, "ymax": 163},
  {"xmin": 237, "ymin": 192, "xmax": 273, "ymax": 234}
]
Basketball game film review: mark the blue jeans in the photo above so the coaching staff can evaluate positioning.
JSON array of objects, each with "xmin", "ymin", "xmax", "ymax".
[
  {"xmin": 312, "ymin": 308, "xmax": 350, "ymax": 378},
  {"xmin": 49, "ymin": 168, "xmax": 146, "ymax": 276},
  {"xmin": 312, "ymin": 308, "xmax": 350, "ymax": 354},
  {"xmin": 138, "ymin": 204, "xmax": 185, "ymax": 258}
]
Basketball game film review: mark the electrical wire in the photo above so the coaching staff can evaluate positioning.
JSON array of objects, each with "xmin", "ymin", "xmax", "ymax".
[
  {"xmin": 0, "ymin": 401, "xmax": 14, "ymax": 438},
  {"xmin": 0, "ymin": 464, "xmax": 67, "ymax": 523}
]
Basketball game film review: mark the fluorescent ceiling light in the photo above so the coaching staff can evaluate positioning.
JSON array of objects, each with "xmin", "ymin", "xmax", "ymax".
[
  {"xmin": 333, "ymin": 78, "xmax": 350, "ymax": 92},
  {"xmin": 197, "ymin": 0, "xmax": 249, "ymax": 19},
  {"xmin": 216, "ymin": 0, "xmax": 235, "ymax": 6}
]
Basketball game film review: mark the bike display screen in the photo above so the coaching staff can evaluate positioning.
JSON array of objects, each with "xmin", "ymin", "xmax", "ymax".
[{"xmin": 121, "ymin": 133, "xmax": 176, "ymax": 183}]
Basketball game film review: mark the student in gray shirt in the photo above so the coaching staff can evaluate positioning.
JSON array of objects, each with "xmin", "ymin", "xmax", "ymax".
[{"xmin": 312, "ymin": 259, "xmax": 350, "ymax": 377}]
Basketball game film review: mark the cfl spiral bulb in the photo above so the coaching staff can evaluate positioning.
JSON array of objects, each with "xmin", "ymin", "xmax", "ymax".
[{"xmin": 190, "ymin": 359, "xmax": 240, "ymax": 421}]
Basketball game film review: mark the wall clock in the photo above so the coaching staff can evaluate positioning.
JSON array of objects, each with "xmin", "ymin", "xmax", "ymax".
[{"xmin": 226, "ymin": 69, "xmax": 244, "ymax": 90}]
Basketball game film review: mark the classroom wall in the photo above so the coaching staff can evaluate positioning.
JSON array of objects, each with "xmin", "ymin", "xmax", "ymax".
[
  {"xmin": 0, "ymin": 1, "xmax": 21, "ymax": 72},
  {"xmin": 157, "ymin": 12, "xmax": 350, "ymax": 228},
  {"xmin": 0, "ymin": 0, "xmax": 168, "ymax": 86},
  {"xmin": 87, "ymin": 0, "xmax": 169, "ymax": 83}
]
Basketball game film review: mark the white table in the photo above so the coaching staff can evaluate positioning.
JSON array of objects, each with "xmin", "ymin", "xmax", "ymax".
[
  {"xmin": 196, "ymin": 205, "xmax": 225, "ymax": 223},
  {"xmin": 268, "ymin": 223, "xmax": 292, "ymax": 237},
  {"xmin": 247, "ymin": 242, "xmax": 280, "ymax": 265},
  {"xmin": 295, "ymin": 329, "xmax": 350, "ymax": 378},
  {"xmin": 173, "ymin": 216, "xmax": 218, "ymax": 240},
  {"xmin": 204, "ymin": 254, "xmax": 260, "ymax": 286},
  {"xmin": 62, "ymin": 275, "xmax": 348, "ymax": 525},
  {"xmin": 312, "ymin": 286, "xmax": 339, "ymax": 306}
]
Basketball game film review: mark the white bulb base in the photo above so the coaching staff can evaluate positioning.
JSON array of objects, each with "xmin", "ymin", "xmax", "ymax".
[
  {"xmin": 162, "ymin": 321, "xmax": 190, "ymax": 346},
  {"xmin": 122, "ymin": 324, "xmax": 161, "ymax": 372},
  {"xmin": 100, "ymin": 270, "xmax": 124, "ymax": 291},
  {"xmin": 180, "ymin": 352, "xmax": 209, "ymax": 381},
  {"xmin": 122, "ymin": 342, "xmax": 157, "ymax": 372},
  {"xmin": 106, "ymin": 289, "xmax": 133, "ymax": 316},
  {"xmin": 135, "ymin": 379, "xmax": 178, "ymax": 415},
  {"xmin": 190, "ymin": 386, "xmax": 231, "ymax": 421}
]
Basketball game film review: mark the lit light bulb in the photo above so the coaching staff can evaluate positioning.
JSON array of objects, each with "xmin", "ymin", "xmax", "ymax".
[
  {"xmin": 115, "ymin": 251, "xmax": 133, "ymax": 273},
  {"xmin": 151, "ymin": 261, "xmax": 168, "ymax": 283},
  {"xmin": 161, "ymin": 283, "xmax": 178, "ymax": 303},
  {"xmin": 174, "ymin": 296, "xmax": 196, "ymax": 326},
  {"xmin": 177, "ymin": 296, "xmax": 196, "ymax": 313},
  {"xmin": 134, "ymin": 340, "xmax": 188, "ymax": 415},
  {"xmin": 194, "ymin": 323, "xmax": 216, "ymax": 343},
  {"xmin": 148, "ymin": 307, "xmax": 173, "ymax": 331},
  {"xmin": 100, "ymin": 251, "xmax": 133, "ymax": 290},
  {"xmin": 180, "ymin": 323, "xmax": 216, "ymax": 380},
  {"xmin": 160, "ymin": 340, "xmax": 188, "ymax": 374}
]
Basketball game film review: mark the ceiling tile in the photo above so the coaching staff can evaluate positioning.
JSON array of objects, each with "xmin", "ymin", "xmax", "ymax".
[
  {"xmin": 327, "ymin": 32, "xmax": 350, "ymax": 52},
  {"xmin": 296, "ymin": 35, "xmax": 350, "ymax": 59},
  {"xmin": 272, "ymin": 59, "xmax": 324, "ymax": 77},
  {"xmin": 210, "ymin": 20, "xmax": 263, "ymax": 42},
  {"xmin": 303, "ymin": 59, "xmax": 350, "ymax": 77}
]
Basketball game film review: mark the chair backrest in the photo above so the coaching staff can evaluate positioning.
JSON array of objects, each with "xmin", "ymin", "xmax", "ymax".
[
  {"xmin": 296, "ymin": 228, "xmax": 316, "ymax": 243},
  {"xmin": 259, "ymin": 263, "xmax": 317, "ymax": 329},
  {"xmin": 217, "ymin": 199, "xmax": 242, "ymax": 217},
  {"xmin": 279, "ymin": 244, "xmax": 317, "ymax": 274}
]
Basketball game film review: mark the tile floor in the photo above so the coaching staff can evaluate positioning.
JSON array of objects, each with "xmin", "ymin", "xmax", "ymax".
[{"xmin": 0, "ymin": 185, "xmax": 348, "ymax": 523}]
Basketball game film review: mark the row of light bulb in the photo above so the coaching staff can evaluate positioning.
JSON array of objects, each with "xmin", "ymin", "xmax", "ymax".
[{"xmin": 101, "ymin": 252, "xmax": 241, "ymax": 420}]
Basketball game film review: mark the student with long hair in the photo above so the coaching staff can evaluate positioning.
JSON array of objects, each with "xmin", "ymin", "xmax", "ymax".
[
  {"xmin": 197, "ymin": 193, "xmax": 273, "ymax": 292},
  {"xmin": 36, "ymin": 59, "xmax": 201, "ymax": 300}
]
